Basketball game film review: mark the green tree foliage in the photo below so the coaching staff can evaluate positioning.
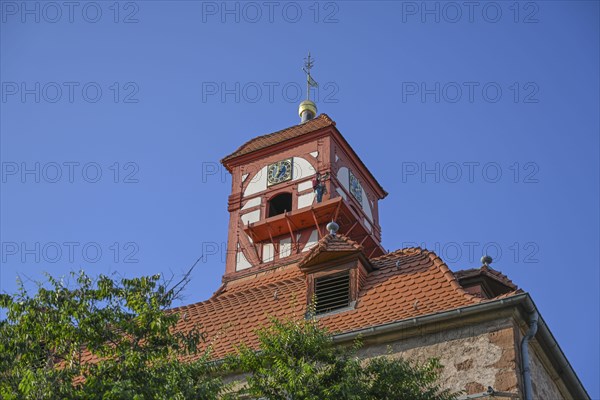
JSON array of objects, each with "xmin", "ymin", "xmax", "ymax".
[
  {"xmin": 232, "ymin": 318, "xmax": 459, "ymax": 400},
  {"xmin": 0, "ymin": 271, "xmax": 224, "ymax": 400},
  {"xmin": 1, "ymin": 271, "xmax": 458, "ymax": 400}
]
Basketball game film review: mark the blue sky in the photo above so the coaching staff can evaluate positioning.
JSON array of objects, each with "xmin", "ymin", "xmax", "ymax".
[{"xmin": 1, "ymin": 0, "xmax": 598, "ymax": 396}]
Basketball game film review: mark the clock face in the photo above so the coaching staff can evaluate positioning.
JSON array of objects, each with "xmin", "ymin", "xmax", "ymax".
[
  {"xmin": 349, "ymin": 171, "xmax": 363, "ymax": 203},
  {"xmin": 267, "ymin": 158, "xmax": 293, "ymax": 186}
]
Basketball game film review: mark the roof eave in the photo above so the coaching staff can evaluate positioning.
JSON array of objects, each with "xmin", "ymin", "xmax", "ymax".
[
  {"xmin": 328, "ymin": 124, "xmax": 388, "ymax": 199},
  {"xmin": 220, "ymin": 124, "xmax": 335, "ymax": 173},
  {"xmin": 332, "ymin": 293, "xmax": 590, "ymax": 400}
]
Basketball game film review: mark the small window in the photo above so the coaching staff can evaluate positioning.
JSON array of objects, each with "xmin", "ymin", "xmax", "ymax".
[
  {"xmin": 268, "ymin": 193, "xmax": 292, "ymax": 218},
  {"xmin": 314, "ymin": 272, "xmax": 350, "ymax": 314}
]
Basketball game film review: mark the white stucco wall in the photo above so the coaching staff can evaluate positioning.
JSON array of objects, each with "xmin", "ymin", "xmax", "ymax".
[
  {"xmin": 244, "ymin": 157, "xmax": 315, "ymax": 198},
  {"xmin": 337, "ymin": 167, "xmax": 373, "ymax": 222}
]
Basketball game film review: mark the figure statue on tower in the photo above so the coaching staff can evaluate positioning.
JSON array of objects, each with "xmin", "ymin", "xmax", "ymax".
[{"xmin": 312, "ymin": 171, "xmax": 329, "ymax": 203}]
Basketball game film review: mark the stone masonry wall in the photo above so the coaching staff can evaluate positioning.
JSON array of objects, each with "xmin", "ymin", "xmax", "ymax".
[
  {"xmin": 528, "ymin": 344, "xmax": 566, "ymax": 400},
  {"xmin": 222, "ymin": 316, "xmax": 574, "ymax": 399},
  {"xmin": 356, "ymin": 318, "xmax": 521, "ymax": 397}
]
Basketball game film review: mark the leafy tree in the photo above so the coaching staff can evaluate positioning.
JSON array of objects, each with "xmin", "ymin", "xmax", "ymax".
[
  {"xmin": 0, "ymin": 271, "xmax": 225, "ymax": 400},
  {"xmin": 231, "ymin": 317, "xmax": 458, "ymax": 400},
  {"xmin": 1, "ymin": 270, "xmax": 458, "ymax": 400}
]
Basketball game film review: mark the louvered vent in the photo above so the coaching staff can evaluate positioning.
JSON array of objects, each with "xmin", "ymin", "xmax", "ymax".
[{"xmin": 315, "ymin": 272, "xmax": 350, "ymax": 314}]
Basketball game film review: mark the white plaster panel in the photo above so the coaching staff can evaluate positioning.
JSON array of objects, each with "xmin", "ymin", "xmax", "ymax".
[
  {"xmin": 236, "ymin": 247, "xmax": 252, "ymax": 271},
  {"xmin": 310, "ymin": 151, "xmax": 319, "ymax": 158},
  {"xmin": 244, "ymin": 165, "xmax": 268, "ymax": 197},
  {"xmin": 336, "ymin": 187, "xmax": 347, "ymax": 200},
  {"xmin": 302, "ymin": 230, "xmax": 319, "ymax": 252},
  {"xmin": 362, "ymin": 190, "xmax": 374, "ymax": 222},
  {"xmin": 337, "ymin": 167, "xmax": 349, "ymax": 192},
  {"xmin": 292, "ymin": 157, "xmax": 316, "ymax": 181},
  {"xmin": 241, "ymin": 197, "xmax": 261, "ymax": 211},
  {"xmin": 298, "ymin": 192, "xmax": 315, "ymax": 209},
  {"xmin": 364, "ymin": 218, "xmax": 372, "ymax": 233},
  {"xmin": 280, "ymin": 237, "xmax": 292, "ymax": 258},
  {"xmin": 263, "ymin": 243, "xmax": 274, "ymax": 263},
  {"xmin": 298, "ymin": 180, "xmax": 313, "ymax": 192},
  {"xmin": 240, "ymin": 210, "xmax": 260, "ymax": 225},
  {"xmin": 244, "ymin": 158, "xmax": 314, "ymax": 198},
  {"xmin": 338, "ymin": 167, "xmax": 373, "ymax": 222},
  {"xmin": 241, "ymin": 173, "xmax": 249, "ymax": 182}
]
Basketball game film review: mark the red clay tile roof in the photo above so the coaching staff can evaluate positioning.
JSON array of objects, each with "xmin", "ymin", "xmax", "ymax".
[
  {"xmin": 299, "ymin": 234, "xmax": 364, "ymax": 269},
  {"xmin": 221, "ymin": 114, "xmax": 335, "ymax": 164},
  {"xmin": 170, "ymin": 248, "xmax": 520, "ymax": 360}
]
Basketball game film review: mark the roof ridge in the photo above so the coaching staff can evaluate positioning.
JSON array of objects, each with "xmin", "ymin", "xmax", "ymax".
[
  {"xmin": 324, "ymin": 233, "xmax": 362, "ymax": 247},
  {"xmin": 369, "ymin": 246, "xmax": 425, "ymax": 261},
  {"xmin": 214, "ymin": 275, "xmax": 304, "ymax": 300},
  {"xmin": 168, "ymin": 270, "xmax": 304, "ymax": 313},
  {"xmin": 299, "ymin": 233, "xmax": 364, "ymax": 269},
  {"xmin": 425, "ymin": 250, "xmax": 483, "ymax": 305},
  {"xmin": 175, "ymin": 285, "xmax": 284, "ymax": 313}
]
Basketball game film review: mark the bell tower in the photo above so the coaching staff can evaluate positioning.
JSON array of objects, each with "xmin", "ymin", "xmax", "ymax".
[{"xmin": 219, "ymin": 55, "xmax": 387, "ymax": 282}]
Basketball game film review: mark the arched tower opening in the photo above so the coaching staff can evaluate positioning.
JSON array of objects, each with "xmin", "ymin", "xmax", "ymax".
[{"xmin": 268, "ymin": 193, "xmax": 292, "ymax": 218}]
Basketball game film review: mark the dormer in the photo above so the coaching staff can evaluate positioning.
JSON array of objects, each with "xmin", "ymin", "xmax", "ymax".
[
  {"xmin": 299, "ymin": 232, "xmax": 373, "ymax": 315},
  {"xmin": 220, "ymin": 114, "xmax": 387, "ymax": 282},
  {"xmin": 454, "ymin": 264, "xmax": 518, "ymax": 299}
]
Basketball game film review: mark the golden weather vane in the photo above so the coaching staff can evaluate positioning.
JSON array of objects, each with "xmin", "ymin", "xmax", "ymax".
[{"xmin": 303, "ymin": 52, "xmax": 319, "ymax": 101}]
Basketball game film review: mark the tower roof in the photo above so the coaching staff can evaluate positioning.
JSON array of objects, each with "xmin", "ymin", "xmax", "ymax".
[
  {"xmin": 221, "ymin": 114, "xmax": 335, "ymax": 165},
  {"xmin": 221, "ymin": 114, "xmax": 387, "ymax": 198}
]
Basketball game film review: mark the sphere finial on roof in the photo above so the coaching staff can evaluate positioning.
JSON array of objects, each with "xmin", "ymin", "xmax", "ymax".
[
  {"xmin": 481, "ymin": 255, "xmax": 493, "ymax": 267},
  {"xmin": 326, "ymin": 221, "xmax": 339, "ymax": 236},
  {"xmin": 299, "ymin": 100, "xmax": 317, "ymax": 123}
]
